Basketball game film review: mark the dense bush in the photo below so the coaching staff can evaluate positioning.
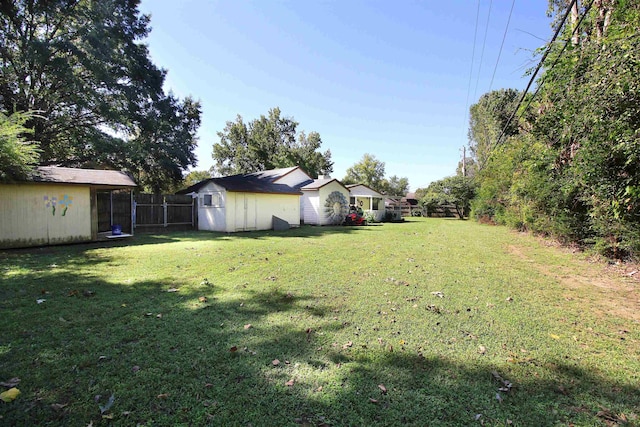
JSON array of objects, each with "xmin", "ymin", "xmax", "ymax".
[{"xmin": 469, "ymin": 2, "xmax": 640, "ymax": 260}]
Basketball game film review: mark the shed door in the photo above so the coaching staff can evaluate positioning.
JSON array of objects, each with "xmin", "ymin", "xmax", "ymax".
[{"xmin": 235, "ymin": 194, "xmax": 257, "ymax": 231}]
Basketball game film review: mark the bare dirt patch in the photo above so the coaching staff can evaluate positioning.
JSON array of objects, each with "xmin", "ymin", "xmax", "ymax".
[{"xmin": 507, "ymin": 244, "xmax": 640, "ymax": 322}]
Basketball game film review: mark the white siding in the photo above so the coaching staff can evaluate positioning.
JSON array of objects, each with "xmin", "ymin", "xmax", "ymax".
[
  {"xmin": 196, "ymin": 182, "xmax": 227, "ymax": 232},
  {"xmin": 302, "ymin": 190, "xmax": 319, "ymax": 225}
]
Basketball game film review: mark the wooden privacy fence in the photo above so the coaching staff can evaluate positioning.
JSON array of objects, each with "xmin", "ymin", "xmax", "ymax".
[{"xmin": 134, "ymin": 194, "xmax": 195, "ymax": 230}]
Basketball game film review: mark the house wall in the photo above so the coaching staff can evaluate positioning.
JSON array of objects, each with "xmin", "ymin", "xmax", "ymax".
[{"xmin": 0, "ymin": 183, "xmax": 92, "ymax": 248}]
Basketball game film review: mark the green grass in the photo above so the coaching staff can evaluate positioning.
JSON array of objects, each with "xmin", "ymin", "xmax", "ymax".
[{"xmin": 1, "ymin": 218, "xmax": 638, "ymax": 426}]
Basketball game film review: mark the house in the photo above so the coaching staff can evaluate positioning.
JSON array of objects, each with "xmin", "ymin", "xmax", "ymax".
[
  {"xmin": 301, "ymin": 177, "xmax": 350, "ymax": 225},
  {"xmin": 0, "ymin": 166, "xmax": 136, "ymax": 249},
  {"xmin": 346, "ymin": 184, "xmax": 386, "ymax": 222},
  {"xmin": 177, "ymin": 167, "xmax": 311, "ymax": 232}
]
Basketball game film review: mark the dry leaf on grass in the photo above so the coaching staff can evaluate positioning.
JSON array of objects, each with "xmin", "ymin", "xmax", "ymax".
[
  {"xmin": 342, "ymin": 341, "xmax": 353, "ymax": 349},
  {"xmin": 285, "ymin": 379, "xmax": 294, "ymax": 387},
  {"xmin": 378, "ymin": 384, "xmax": 387, "ymax": 394},
  {"xmin": 229, "ymin": 346, "xmax": 238, "ymax": 352},
  {"xmin": 272, "ymin": 359, "xmax": 280, "ymax": 366},
  {"xmin": 0, "ymin": 377, "xmax": 20, "ymax": 388}
]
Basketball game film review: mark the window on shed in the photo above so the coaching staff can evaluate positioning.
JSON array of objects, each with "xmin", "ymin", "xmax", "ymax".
[
  {"xmin": 372, "ymin": 198, "xmax": 381, "ymax": 210},
  {"xmin": 201, "ymin": 192, "xmax": 222, "ymax": 207},
  {"xmin": 350, "ymin": 197, "xmax": 355, "ymax": 205}
]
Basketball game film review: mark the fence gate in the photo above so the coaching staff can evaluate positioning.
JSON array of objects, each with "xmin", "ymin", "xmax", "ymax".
[{"xmin": 134, "ymin": 194, "xmax": 195, "ymax": 231}]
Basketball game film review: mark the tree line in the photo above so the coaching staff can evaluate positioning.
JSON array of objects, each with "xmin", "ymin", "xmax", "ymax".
[{"xmin": 458, "ymin": 0, "xmax": 638, "ymax": 259}]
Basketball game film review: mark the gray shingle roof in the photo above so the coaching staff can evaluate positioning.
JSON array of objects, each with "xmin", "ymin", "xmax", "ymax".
[
  {"xmin": 31, "ymin": 167, "xmax": 136, "ymax": 187},
  {"xmin": 177, "ymin": 168, "xmax": 303, "ymax": 195}
]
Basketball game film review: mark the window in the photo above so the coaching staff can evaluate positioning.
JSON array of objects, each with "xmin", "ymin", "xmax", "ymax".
[
  {"xmin": 372, "ymin": 198, "xmax": 380, "ymax": 210},
  {"xmin": 350, "ymin": 197, "xmax": 356, "ymax": 205},
  {"xmin": 201, "ymin": 192, "xmax": 222, "ymax": 207}
]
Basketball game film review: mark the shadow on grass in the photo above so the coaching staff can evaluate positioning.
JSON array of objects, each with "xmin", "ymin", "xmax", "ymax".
[
  {"xmin": 1, "ymin": 259, "xmax": 638, "ymax": 426},
  {"xmin": 0, "ymin": 224, "xmax": 381, "ymax": 258}
]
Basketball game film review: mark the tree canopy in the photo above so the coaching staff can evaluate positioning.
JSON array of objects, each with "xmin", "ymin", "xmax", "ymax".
[
  {"xmin": 0, "ymin": 0, "xmax": 201, "ymax": 192},
  {"xmin": 420, "ymin": 176, "xmax": 476, "ymax": 219},
  {"xmin": 212, "ymin": 107, "xmax": 333, "ymax": 178},
  {"xmin": 343, "ymin": 154, "xmax": 410, "ymax": 195},
  {"xmin": 380, "ymin": 175, "xmax": 410, "ymax": 197}
]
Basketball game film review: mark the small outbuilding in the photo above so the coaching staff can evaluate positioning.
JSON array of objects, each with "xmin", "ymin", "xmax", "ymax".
[
  {"xmin": 177, "ymin": 167, "xmax": 308, "ymax": 232},
  {"xmin": 346, "ymin": 184, "xmax": 386, "ymax": 222},
  {"xmin": 301, "ymin": 178, "xmax": 350, "ymax": 225},
  {"xmin": 0, "ymin": 166, "xmax": 136, "ymax": 249}
]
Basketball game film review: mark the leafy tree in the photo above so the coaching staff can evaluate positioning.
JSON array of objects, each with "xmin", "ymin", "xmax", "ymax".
[
  {"xmin": 212, "ymin": 107, "xmax": 333, "ymax": 178},
  {"xmin": 342, "ymin": 154, "xmax": 386, "ymax": 190},
  {"xmin": 456, "ymin": 156, "xmax": 478, "ymax": 178},
  {"xmin": 183, "ymin": 170, "xmax": 212, "ymax": 188},
  {"xmin": 380, "ymin": 175, "xmax": 410, "ymax": 196},
  {"xmin": 0, "ymin": 110, "xmax": 39, "ymax": 181},
  {"xmin": 0, "ymin": 0, "xmax": 201, "ymax": 192},
  {"xmin": 467, "ymin": 89, "xmax": 521, "ymax": 169},
  {"xmin": 421, "ymin": 176, "xmax": 476, "ymax": 219}
]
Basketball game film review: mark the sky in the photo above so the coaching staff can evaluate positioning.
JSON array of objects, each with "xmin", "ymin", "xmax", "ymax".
[{"xmin": 138, "ymin": 0, "xmax": 552, "ymax": 191}]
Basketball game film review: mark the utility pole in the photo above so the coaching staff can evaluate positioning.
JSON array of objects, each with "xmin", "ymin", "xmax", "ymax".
[{"xmin": 461, "ymin": 146, "xmax": 467, "ymax": 177}]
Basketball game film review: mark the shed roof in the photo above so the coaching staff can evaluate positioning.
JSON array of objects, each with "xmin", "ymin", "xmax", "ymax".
[
  {"xmin": 31, "ymin": 166, "xmax": 136, "ymax": 187},
  {"xmin": 301, "ymin": 178, "xmax": 349, "ymax": 192},
  {"xmin": 177, "ymin": 167, "xmax": 303, "ymax": 195}
]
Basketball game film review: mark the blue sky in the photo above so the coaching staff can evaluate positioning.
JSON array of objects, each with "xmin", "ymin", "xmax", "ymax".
[{"xmin": 138, "ymin": 0, "xmax": 552, "ymax": 190}]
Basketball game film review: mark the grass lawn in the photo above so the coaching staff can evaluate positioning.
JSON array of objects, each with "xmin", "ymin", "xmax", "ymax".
[{"xmin": 1, "ymin": 218, "xmax": 638, "ymax": 426}]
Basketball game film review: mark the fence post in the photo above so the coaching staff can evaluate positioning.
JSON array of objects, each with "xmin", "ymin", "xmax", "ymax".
[{"xmin": 163, "ymin": 197, "xmax": 168, "ymax": 227}]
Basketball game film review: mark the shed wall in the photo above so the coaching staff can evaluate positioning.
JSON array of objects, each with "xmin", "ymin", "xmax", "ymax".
[
  {"xmin": 231, "ymin": 192, "xmax": 300, "ymax": 232},
  {"xmin": 196, "ymin": 182, "xmax": 227, "ymax": 232},
  {"xmin": 0, "ymin": 183, "xmax": 91, "ymax": 248}
]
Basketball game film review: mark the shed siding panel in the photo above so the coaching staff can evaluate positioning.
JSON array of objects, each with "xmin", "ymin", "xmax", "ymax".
[
  {"xmin": 255, "ymin": 193, "xmax": 299, "ymax": 230},
  {"xmin": 0, "ymin": 184, "xmax": 91, "ymax": 248}
]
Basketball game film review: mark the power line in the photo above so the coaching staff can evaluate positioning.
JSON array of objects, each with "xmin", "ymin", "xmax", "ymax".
[
  {"xmin": 487, "ymin": 0, "xmax": 516, "ymax": 93},
  {"xmin": 490, "ymin": 0, "xmax": 579, "ymax": 156},
  {"xmin": 460, "ymin": 0, "xmax": 481, "ymax": 150},
  {"xmin": 472, "ymin": 0, "xmax": 494, "ymax": 101}
]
